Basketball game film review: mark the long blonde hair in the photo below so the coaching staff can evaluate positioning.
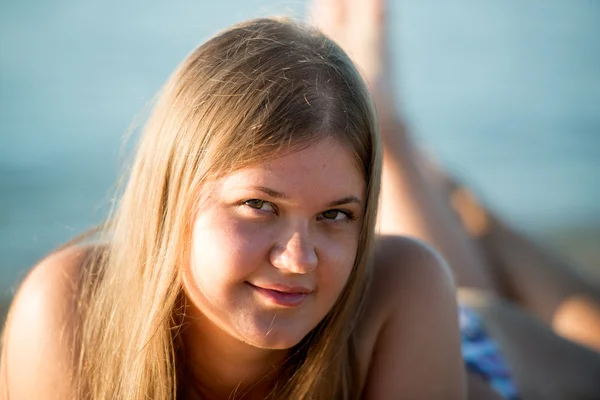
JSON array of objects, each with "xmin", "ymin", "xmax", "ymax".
[{"xmin": 74, "ymin": 17, "xmax": 381, "ymax": 399}]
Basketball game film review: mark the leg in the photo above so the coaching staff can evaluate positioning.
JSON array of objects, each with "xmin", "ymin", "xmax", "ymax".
[
  {"xmin": 461, "ymin": 289, "xmax": 600, "ymax": 399},
  {"xmin": 466, "ymin": 373, "xmax": 504, "ymax": 400},
  {"xmin": 431, "ymin": 165, "xmax": 600, "ymax": 352},
  {"xmin": 309, "ymin": 1, "xmax": 600, "ymax": 395},
  {"xmin": 481, "ymin": 215, "xmax": 600, "ymax": 352},
  {"xmin": 310, "ymin": 0, "xmax": 499, "ymax": 291}
]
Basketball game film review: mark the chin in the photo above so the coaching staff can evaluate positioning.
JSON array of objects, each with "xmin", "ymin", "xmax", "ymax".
[{"xmin": 240, "ymin": 323, "xmax": 312, "ymax": 350}]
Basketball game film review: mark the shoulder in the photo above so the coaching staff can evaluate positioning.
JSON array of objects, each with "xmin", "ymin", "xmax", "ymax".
[
  {"xmin": 1, "ymin": 245, "xmax": 95, "ymax": 399},
  {"xmin": 370, "ymin": 235, "xmax": 454, "ymax": 304},
  {"xmin": 7, "ymin": 245, "xmax": 92, "ymax": 326},
  {"xmin": 356, "ymin": 235, "xmax": 455, "ymax": 344},
  {"xmin": 355, "ymin": 235, "xmax": 465, "ymax": 399}
]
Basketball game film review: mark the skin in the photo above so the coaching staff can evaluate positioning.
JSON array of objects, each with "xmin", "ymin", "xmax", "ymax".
[
  {"xmin": 2, "ymin": 246, "xmax": 85, "ymax": 400},
  {"xmin": 3, "ymin": 1, "xmax": 477, "ymax": 397},
  {"xmin": 7, "ymin": 0, "xmax": 598, "ymax": 398},
  {"xmin": 181, "ymin": 138, "xmax": 364, "ymax": 398},
  {"xmin": 310, "ymin": 0, "xmax": 497, "ymax": 292},
  {"xmin": 311, "ymin": 0, "xmax": 600, "ymax": 398},
  {"xmin": 2, "ymin": 140, "xmax": 465, "ymax": 399}
]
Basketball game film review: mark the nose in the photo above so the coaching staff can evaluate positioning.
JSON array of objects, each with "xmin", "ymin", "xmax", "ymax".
[{"xmin": 270, "ymin": 228, "xmax": 318, "ymax": 274}]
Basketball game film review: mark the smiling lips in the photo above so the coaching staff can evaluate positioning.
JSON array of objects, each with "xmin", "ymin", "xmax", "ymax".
[{"xmin": 247, "ymin": 283, "xmax": 312, "ymax": 307}]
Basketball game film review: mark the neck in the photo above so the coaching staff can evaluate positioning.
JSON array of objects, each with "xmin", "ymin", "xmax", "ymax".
[{"xmin": 180, "ymin": 299, "xmax": 289, "ymax": 400}]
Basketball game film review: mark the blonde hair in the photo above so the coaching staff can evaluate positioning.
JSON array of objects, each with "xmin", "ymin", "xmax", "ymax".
[{"xmin": 75, "ymin": 17, "xmax": 380, "ymax": 399}]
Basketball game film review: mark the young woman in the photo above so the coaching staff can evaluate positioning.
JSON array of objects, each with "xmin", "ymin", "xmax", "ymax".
[
  {"xmin": 0, "ymin": 17, "xmax": 465, "ymax": 399},
  {"xmin": 309, "ymin": 0, "xmax": 600, "ymax": 398}
]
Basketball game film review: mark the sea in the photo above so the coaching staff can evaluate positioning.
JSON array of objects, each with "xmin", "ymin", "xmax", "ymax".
[{"xmin": 1, "ymin": 0, "xmax": 599, "ymax": 302}]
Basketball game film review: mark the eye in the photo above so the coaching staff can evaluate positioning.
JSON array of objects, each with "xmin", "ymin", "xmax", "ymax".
[
  {"xmin": 319, "ymin": 209, "xmax": 354, "ymax": 222},
  {"xmin": 243, "ymin": 199, "xmax": 277, "ymax": 213}
]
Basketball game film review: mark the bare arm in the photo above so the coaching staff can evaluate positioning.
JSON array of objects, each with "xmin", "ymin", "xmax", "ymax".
[
  {"xmin": 361, "ymin": 236, "xmax": 466, "ymax": 399},
  {"xmin": 1, "ymin": 247, "xmax": 87, "ymax": 400}
]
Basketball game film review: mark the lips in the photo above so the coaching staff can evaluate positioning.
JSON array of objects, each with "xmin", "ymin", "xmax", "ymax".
[
  {"xmin": 247, "ymin": 282, "xmax": 312, "ymax": 307},
  {"xmin": 257, "ymin": 284, "xmax": 312, "ymax": 294}
]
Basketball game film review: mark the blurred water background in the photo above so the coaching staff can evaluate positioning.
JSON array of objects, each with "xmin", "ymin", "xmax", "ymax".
[{"xmin": 1, "ymin": 0, "xmax": 599, "ymax": 314}]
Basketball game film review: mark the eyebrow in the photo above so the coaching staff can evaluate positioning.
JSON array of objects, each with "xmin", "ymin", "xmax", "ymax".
[
  {"xmin": 250, "ymin": 185, "xmax": 363, "ymax": 207},
  {"xmin": 327, "ymin": 196, "xmax": 363, "ymax": 208}
]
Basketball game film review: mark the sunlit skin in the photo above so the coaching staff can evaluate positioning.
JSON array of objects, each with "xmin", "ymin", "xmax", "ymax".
[{"xmin": 181, "ymin": 138, "xmax": 365, "ymax": 397}]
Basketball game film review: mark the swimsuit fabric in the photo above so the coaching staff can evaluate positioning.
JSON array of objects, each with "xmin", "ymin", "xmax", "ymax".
[{"xmin": 460, "ymin": 305, "xmax": 520, "ymax": 400}]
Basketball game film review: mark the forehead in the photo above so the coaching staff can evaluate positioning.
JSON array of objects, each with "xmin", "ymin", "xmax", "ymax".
[{"xmin": 218, "ymin": 138, "xmax": 365, "ymax": 200}]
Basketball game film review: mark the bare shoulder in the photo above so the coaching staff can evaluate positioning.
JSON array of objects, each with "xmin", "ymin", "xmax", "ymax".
[
  {"xmin": 355, "ymin": 236, "xmax": 455, "ymax": 352},
  {"xmin": 368, "ymin": 235, "xmax": 455, "ymax": 309},
  {"xmin": 1, "ymin": 245, "xmax": 95, "ymax": 399},
  {"xmin": 355, "ymin": 235, "xmax": 465, "ymax": 399}
]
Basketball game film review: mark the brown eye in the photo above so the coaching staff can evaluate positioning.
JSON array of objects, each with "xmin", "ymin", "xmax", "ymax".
[
  {"xmin": 243, "ymin": 199, "xmax": 277, "ymax": 214},
  {"xmin": 322, "ymin": 210, "xmax": 340, "ymax": 220},
  {"xmin": 245, "ymin": 199, "xmax": 265, "ymax": 209},
  {"xmin": 318, "ymin": 209, "xmax": 355, "ymax": 224}
]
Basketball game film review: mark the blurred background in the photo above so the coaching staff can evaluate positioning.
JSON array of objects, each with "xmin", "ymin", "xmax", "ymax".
[{"xmin": 1, "ymin": 0, "xmax": 599, "ymax": 321}]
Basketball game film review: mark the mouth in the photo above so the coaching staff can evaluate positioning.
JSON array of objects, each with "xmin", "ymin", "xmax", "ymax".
[{"xmin": 246, "ymin": 282, "xmax": 312, "ymax": 307}]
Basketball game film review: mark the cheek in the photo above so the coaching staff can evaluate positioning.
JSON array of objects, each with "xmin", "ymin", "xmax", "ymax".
[
  {"xmin": 317, "ymin": 233, "xmax": 359, "ymax": 297},
  {"xmin": 191, "ymin": 213, "xmax": 273, "ymax": 286}
]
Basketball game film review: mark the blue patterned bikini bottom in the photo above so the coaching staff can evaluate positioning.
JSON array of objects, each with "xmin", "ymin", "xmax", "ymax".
[{"xmin": 460, "ymin": 305, "xmax": 520, "ymax": 400}]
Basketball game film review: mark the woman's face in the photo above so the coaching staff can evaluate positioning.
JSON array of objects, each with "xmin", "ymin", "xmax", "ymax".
[{"xmin": 184, "ymin": 138, "xmax": 365, "ymax": 350}]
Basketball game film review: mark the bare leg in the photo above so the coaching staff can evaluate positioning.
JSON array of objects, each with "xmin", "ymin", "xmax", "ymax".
[
  {"xmin": 311, "ymin": 1, "xmax": 600, "ymax": 349},
  {"xmin": 309, "ymin": 0, "xmax": 600, "ymax": 396},
  {"xmin": 466, "ymin": 372, "xmax": 504, "ymax": 400},
  {"xmin": 461, "ymin": 289, "xmax": 600, "ymax": 399},
  {"xmin": 427, "ymin": 164, "xmax": 600, "ymax": 352},
  {"xmin": 481, "ymin": 216, "xmax": 600, "ymax": 352},
  {"xmin": 310, "ymin": 0, "xmax": 499, "ymax": 291}
]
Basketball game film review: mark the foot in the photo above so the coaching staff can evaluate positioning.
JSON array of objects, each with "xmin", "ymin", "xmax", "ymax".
[{"xmin": 308, "ymin": 0, "xmax": 396, "ymax": 121}]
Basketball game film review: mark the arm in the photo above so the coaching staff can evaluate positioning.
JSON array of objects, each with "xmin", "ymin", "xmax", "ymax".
[
  {"xmin": 1, "ymin": 247, "xmax": 88, "ymax": 400},
  {"xmin": 362, "ymin": 235, "xmax": 466, "ymax": 399}
]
